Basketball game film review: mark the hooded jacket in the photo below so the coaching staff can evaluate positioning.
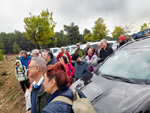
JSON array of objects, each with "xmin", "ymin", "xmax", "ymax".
[
  {"xmin": 74, "ymin": 60, "xmax": 91, "ymax": 80},
  {"xmin": 15, "ymin": 60, "xmax": 27, "ymax": 82}
]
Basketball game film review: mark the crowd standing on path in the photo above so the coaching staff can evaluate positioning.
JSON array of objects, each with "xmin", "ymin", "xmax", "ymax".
[{"xmin": 14, "ymin": 36, "xmax": 134, "ymax": 113}]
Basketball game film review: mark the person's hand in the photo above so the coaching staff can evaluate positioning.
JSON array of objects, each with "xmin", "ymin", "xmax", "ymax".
[
  {"xmin": 25, "ymin": 88, "xmax": 30, "ymax": 93},
  {"xmin": 28, "ymin": 110, "xmax": 31, "ymax": 113},
  {"xmin": 39, "ymin": 50, "xmax": 42, "ymax": 54}
]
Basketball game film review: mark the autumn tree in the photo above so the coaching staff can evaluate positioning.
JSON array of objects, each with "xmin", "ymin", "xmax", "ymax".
[
  {"xmin": 92, "ymin": 18, "xmax": 109, "ymax": 41},
  {"xmin": 24, "ymin": 9, "xmax": 56, "ymax": 48}
]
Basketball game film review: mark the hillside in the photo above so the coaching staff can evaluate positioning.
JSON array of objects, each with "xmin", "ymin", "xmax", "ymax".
[{"xmin": 0, "ymin": 55, "xmax": 26, "ymax": 113}]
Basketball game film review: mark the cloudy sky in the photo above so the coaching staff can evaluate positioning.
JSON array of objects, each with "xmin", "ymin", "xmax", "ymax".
[{"xmin": 0, "ymin": 0, "xmax": 150, "ymax": 36}]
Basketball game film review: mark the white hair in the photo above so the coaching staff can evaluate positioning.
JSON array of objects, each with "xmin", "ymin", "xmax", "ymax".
[
  {"xmin": 101, "ymin": 39, "xmax": 107, "ymax": 43},
  {"xmin": 32, "ymin": 49, "xmax": 39, "ymax": 54},
  {"xmin": 31, "ymin": 57, "xmax": 46, "ymax": 72}
]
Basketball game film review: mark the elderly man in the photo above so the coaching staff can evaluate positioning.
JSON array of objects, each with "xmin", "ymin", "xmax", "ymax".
[
  {"xmin": 43, "ymin": 51, "xmax": 56, "ymax": 66},
  {"xmin": 85, "ymin": 42, "xmax": 91, "ymax": 55},
  {"xmin": 28, "ymin": 57, "xmax": 51, "ymax": 113},
  {"xmin": 99, "ymin": 39, "xmax": 114, "ymax": 62},
  {"xmin": 74, "ymin": 43, "xmax": 86, "ymax": 58},
  {"xmin": 56, "ymin": 46, "xmax": 72, "ymax": 63},
  {"xmin": 32, "ymin": 49, "xmax": 40, "ymax": 57},
  {"xmin": 95, "ymin": 43, "xmax": 102, "ymax": 57}
]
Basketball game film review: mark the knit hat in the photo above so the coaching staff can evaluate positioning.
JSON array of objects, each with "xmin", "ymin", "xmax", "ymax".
[
  {"xmin": 118, "ymin": 36, "xmax": 125, "ymax": 41},
  {"xmin": 72, "ymin": 53, "xmax": 79, "ymax": 61}
]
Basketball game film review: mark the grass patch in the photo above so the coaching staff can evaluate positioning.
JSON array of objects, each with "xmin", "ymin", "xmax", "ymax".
[
  {"xmin": 2, "ymin": 75, "xmax": 7, "ymax": 78},
  {"xmin": 10, "ymin": 91, "xmax": 18, "ymax": 100},
  {"xmin": 0, "ymin": 80, "xmax": 5, "ymax": 86},
  {"xmin": 14, "ymin": 102, "xmax": 19, "ymax": 107}
]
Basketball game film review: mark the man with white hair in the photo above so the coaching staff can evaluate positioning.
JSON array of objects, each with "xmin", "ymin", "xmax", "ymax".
[
  {"xmin": 28, "ymin": 57, "xmax": 51, "ymax": 113},
  {"xmin": 99, "ymin": 39, "xmax": 114, "ymax": 62},
  {"xmin": 32, "ymin": 49, "xmax": 40, "ymax": 57}
]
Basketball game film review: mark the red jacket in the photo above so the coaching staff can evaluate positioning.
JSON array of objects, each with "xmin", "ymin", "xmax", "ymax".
[{"xmin": 56, "ymin": 51, "xmax": 72, "ymax": 63}]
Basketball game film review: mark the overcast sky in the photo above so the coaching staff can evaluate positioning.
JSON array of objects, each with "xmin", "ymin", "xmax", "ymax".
[{"xmin": 0, "ymin": 0, "xmax": 150, "ymax": 36}]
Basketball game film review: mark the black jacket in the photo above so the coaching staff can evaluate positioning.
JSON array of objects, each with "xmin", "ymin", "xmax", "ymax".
[
  {"xmin": 99, "ymin": 46, "xmax": 114, "ymax": 62},
  {"xmin": 117, "ymin": 41, "xmax": 126, "ymax": 49}
]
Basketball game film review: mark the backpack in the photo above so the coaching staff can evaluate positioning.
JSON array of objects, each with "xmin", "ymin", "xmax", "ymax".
[
  {"xmin": 16, "ymin": 65, "xmax": 25, "ymax": 75},
  {"xmin": 51, "ymin": 88, "xmax": 96, "ymax": 113}
]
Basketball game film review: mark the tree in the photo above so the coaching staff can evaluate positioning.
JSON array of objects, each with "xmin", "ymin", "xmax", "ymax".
[
  {"xmin": 111, "ymin": 26, "xmax": 126, "ymax": 38},
  {"xmin": 0, "ymin": 50, "xmax": 4, "ymax": 61},
  {"xmin": 83, "ymin": 28, "xmax": 91, "ymax": 36},
  {"xmin": 140, "ymin": 23, "xmax": 150, "ymax": 31},
  {"xmin": 92, "ymin": 17, "xmax": 109, "ymax": 41},
  {"xmin": 24, "ymin": 9, "xmax": 56, "ymax": 48},
  {"xmin": 0, "ymin": 40, "xmax": 4, "ymax": 61},
  {"xmin": 64, "ymin": 22, "xmax": 82, "ymax": 45},
  {"xmin": 84, "ymin": 33, "xmax": 92, "ymax": 42},
  {"xmin": 12, "ymin": 42, "xmax": 21, "ymax": 54}
]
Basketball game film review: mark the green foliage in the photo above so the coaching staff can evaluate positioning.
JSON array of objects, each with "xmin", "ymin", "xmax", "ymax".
[
  {"xmin": 0, "ymin": 49, "xmax": 4, "ymax": 61},
  {"xmin": 24, "ymin": 9, "xmax": 56, "ymax": 48},
  {"xmin": 84, "ymin": 33, "xmax": 92, "ymax": 42},
  {"xmin": 64, "ymin": 22, "xmax": 83, "ymax": 45},
  {"xmin": 12, "ymin": 42, "xmax": 21, "ymax": 54},
  {"xmin": 111, "ymin": 26, "xmax": 125, "ymax": 38},
  {"xmin": 0, "ymin": 31, "xmax": 36, "ymax": 53},
  {"xmin": 83, "ymin": 28, "xmax": 91, "ymax": 36},
  {"xmin": 140, "ymin": 23, "xmax": 150, "ymax": 31},
  {"xmin": 92, "ymin": 17, "xmax": 109, "ymax": 41}
]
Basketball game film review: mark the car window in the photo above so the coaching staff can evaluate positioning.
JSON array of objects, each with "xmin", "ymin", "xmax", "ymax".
[
  {"xmin": 71, "ymin": 47, "xmax": 76, "ymax": 52},
  {"xmin": 137, "ymin": 32, "xmax": 144, "ymax": 37},
  {"xmin": 99, "ymin": 49, "xmax": 150, "ymax": 84},
  {"xmin": 91, "ymin": 44, "xmax": 97, "ymax": 49},
  {"xmin": 53, "ymin": 49, "xmax": 58, "ymax": 53},
  {"xmin": 65, "ymin": 47, "xmax": 70, "ymax": 52}
]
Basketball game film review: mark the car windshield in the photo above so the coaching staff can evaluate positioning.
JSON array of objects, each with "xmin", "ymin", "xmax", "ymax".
[{"xmin": 99, "ymin": 48, "xmax": 150, "ymax": 84}]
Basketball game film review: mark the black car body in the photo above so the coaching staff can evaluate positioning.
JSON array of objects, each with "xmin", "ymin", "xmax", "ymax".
[{"xmin": 71, "ymin": 38, "xmax": 150, "ymax": 113}]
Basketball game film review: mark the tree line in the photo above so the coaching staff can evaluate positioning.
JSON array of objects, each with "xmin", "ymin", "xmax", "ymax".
[{"xmin": 0, "ymin": 9, "xmax": 149, "ymax": 59}]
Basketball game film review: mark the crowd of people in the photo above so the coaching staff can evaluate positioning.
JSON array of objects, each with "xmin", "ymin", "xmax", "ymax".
[{"xmin": 14, "ymin": 35, "xmax": 134, "ymax": 113}]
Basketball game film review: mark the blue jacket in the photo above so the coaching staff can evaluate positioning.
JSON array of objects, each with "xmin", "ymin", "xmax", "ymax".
[
  {"xmin": 42, "ymin": 86, "xmax": 86, "ymax": 113},
  {"xmin": 20, "ymin": 56, "xmax": 31, "ymax": 69}
]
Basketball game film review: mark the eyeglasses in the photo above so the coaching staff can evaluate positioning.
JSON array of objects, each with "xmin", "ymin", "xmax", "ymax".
[
  {"xmin": 35, "ymin": 53, "xmax": 39, "ymax": 55},
  {"xmin": 28, "ymin": 65, "xmax": 37, "ymax": 69}
]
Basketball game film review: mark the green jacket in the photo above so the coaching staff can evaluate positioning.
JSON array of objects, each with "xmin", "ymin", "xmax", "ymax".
[{"xmin": 75, "ymin": 49, "xmax": 86, "ymax": 58}]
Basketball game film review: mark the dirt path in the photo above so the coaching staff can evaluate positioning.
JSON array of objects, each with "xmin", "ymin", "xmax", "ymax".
[{"xmin": 0, "ymin": 55, "xmax": 26, "ymax": 113}]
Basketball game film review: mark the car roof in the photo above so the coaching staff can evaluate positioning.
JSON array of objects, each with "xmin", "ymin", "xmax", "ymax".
[{"xmin": 120, "ymin": 38, "xmax": 150, "ymax": 50}]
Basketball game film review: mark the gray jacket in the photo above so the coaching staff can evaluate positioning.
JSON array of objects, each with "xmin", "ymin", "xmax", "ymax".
[
  {"xmin": 85, "ymin": 55, "xmax": 99, "ymax": 72},
  {"xmin": 74, "ymin": 60, "xmax": 91, "ymax": 80}
]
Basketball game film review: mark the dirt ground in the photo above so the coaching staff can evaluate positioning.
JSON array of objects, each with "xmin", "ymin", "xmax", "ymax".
[{"xmin": 0, "ymin": 55, "xmax": 26, "ymax": 113}]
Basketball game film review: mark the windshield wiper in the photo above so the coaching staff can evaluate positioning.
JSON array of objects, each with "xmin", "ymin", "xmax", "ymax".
[{"xmin": 100, "ymin": 73, "xmax": 135, "ymax": 84}]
